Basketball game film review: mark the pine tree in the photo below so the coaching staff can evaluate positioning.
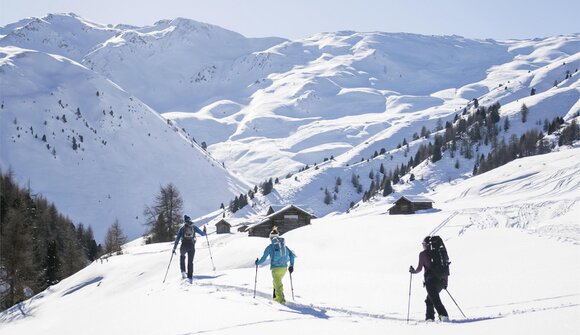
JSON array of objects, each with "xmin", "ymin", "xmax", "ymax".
[
  {"xmin": 143, "ymin": 183, "xmax": 183, "ymax": 243},
  {"xmin": 382, "ymin": 178, "xmax": 393, "ymax": 196},
  {"xmin": 503, "ymin": 117, "xmax": 510, "ymax": 132},
  {"xmin": 324, "ymin": 188, "xmax": 332, "ymax": 205},
  {"xmin": 559, "ymin": 119, "xmax": 579, "ymax": 146},
  {"xmin": 520, "ymin": 103, "xmax": 529, "ymax": 123},
  {"xmin": 431, "ymin": 144, "xmax": 442, "ymax": 163},
  {"xmin": 104, "ymin": 220, "xmax": 127, "ymax": 255}
]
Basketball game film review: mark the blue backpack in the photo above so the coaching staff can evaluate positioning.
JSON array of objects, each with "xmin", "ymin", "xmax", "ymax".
[
  {"xmin": 270, "ymin": 237, "xmax": 288, "ymax": 266},
  {"xmin": 272, "ymin": 237, "xmax": 287, "ymax": 256}
]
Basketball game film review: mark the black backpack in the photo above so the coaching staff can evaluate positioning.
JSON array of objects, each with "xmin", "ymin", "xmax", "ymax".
[{"xmin": 425, "ymin": 236, "xmax": 450, "ymax": 277}]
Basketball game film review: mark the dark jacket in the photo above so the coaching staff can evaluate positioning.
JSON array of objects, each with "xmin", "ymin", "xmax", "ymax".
[{"xmin": 173, "ymin": 223, "xmax": 206, "ymax": 249}]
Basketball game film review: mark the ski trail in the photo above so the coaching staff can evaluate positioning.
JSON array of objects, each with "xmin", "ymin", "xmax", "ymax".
[
  {"xmin": 429, "ymin": 211, "xmax": 458, "ymax": 236},
  {"xmin": 193, "ymin": 281, "xmax": 433, "ymax": 323}
]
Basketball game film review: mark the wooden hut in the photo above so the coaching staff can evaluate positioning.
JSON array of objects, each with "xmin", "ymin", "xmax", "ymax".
[
  {"xmin": 248, "ymin": 205, "xmax": 316, "ymax": 237},
  {"xmin": 215, "ymin": 219, "xmax": 231, "ymax": 234},
  {"xmin": 388, "ymin": 196, "xmax": 434, "ymax": 215}
]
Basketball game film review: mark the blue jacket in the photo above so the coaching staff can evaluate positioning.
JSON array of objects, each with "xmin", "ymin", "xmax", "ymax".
[
  {"xmin": 257, "ymin": 237, "xmax": 295, "ymax": 269},
  {"xmin": 173, "ymin": 223, "xmax": 206, "ymax": 249}
]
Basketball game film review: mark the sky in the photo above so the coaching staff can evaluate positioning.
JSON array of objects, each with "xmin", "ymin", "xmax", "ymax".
[{"xmin": 1, "ymin": 0, "xmax": 579, "ymax": 40}]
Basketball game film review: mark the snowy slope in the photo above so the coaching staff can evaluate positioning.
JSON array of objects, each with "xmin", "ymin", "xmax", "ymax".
[
  {"xmin": 83, "ymin": 17, "xmax": 286, "ymax": 112},
  {"xmin": 231, "ymin": 37, "xmax": 580, "ymax": 220},
  {"xmin": 1, "ymin": 13, "xmax": 579, "ymax": 236},
  {"xmin": 0, "ymin": 13, "xmax": 119, "ymax": 62},
  {"xmin": 0, "ymin": 46, "xmax": 248, "ymax": 241},
  {"xmin": 172, "ymin": 33, "xmax": 579, "ymax": 186},
  {"xmin": 1, "ymin": 148, "xmax": 578, "ymax": 335}
]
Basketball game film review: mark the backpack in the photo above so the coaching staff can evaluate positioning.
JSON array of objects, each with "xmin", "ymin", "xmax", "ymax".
[
  {"xmin": 425, "ymin": 236, "xmax": 450, "ymax": 277},
  {"xmin": 271, "ymin": 237, "xmax": 287, "ymax": 256},
  {"xmin": 182, "ymin": 224, "xmax": 195, "ymax": 241}
]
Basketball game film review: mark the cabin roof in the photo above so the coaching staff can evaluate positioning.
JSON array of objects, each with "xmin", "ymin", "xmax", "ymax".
[
  {"xmin": 397, "ymin": 195, "xmax": 433, "ymax": 203},
  {"xmin": 248, "ymin": 205, "xmax": 316, "ymax": 229}
]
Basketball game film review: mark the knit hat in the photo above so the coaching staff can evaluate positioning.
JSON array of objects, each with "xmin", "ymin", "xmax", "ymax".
[{"xmin": 184, "ymin": 215, "xmax": 192, "ymax": 223}]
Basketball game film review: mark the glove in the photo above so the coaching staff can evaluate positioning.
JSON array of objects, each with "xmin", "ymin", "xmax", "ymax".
[
  {"xmin": 409, "ymin": 265, "xmax": 415, "ymax": 273},
  {"xmin": 255, "ymin": 258, "xmax": 259, "ymax": 265},
  {"xmin": 172, "ymin": 249, "xmax": 176, "ymax": 255},
  {"xmin": 203, "ymin": 226, "xmax": 207, "ymax": 233},
  {"xmin": 288, "ymin": 266, "xmax": 294, "ymax": 274}
]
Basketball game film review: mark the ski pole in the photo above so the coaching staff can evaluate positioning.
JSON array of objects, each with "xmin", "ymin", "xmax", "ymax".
[
  {"xmin": 205, "ymin": 233, "xmax": 216, "ymax": 271},
  {"xmin": 445, "ymin": 289, "xmax": 467, "ymax": 318},
  {"xmin": 163, "ymin": 250, "xmax": 175, "ymax": 283},
  {"xmin": 253, "ymin": 263, "xmax": 258, "ymax": 298},
  {"xmin": 407, "ymin": 272, "xmax": 413, "ymax": 324},
  {"xmin": 289, "ymin": 270, "xmax": 295, "ymax": 300}
]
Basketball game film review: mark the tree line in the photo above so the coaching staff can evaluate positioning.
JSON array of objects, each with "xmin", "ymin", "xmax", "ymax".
[{"xmin": 0, "ymin": 169, "xmax": 99, "ymax": 311}]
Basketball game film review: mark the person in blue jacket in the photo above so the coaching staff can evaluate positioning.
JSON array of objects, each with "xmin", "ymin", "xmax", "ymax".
[
  {"xmin": 173, "ymin": 215, "xmax": 206, "ymax": 280},
  {"xmin": 255, "ymin": 227, "xmax": 295, "ymax": 304}
]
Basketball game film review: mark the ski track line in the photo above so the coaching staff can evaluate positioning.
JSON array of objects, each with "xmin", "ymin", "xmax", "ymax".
[
  {"xmin": 192, "ymin": 280, "xmax": 439, "ymax": 323},
  {"xmin": 182, "ymin": 277, "xmax": 580, "ymax": 326},
  {"xmin": 429, "ymin": 211, "xmax": 458, "ymax": 236}
]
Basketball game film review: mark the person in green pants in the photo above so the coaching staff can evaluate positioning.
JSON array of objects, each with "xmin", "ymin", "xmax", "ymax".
[{"xmin": 255, "ymin": 227, "xmax": 296, "ymax": 304}]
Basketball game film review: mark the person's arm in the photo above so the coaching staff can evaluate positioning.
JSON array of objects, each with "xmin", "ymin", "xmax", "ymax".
[
  {"xmin": 194, "ymin": 225, "xmax": 206, "ymax": 237},
  {"xmin": 173, "ymin": 226, "xmax": 183, "ymax": 250},
  {"xmin": 287, "ymin": 247, "xmax": 295, "ymax": 266},
  {"xmin": 256, "ymin": 245, "xmax": 271, "ymax": 265},
  {"xmin": 411, "ymin": 251, "xmax": 429, "ymax": 274}
]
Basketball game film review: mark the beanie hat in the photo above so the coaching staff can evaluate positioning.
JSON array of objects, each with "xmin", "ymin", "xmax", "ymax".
[{"xmin": 184, "ymin": 215, "xmax": 191, "ymax": 222}]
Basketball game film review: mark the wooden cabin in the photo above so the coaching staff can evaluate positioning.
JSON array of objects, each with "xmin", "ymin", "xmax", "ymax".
[
  {"xmin": 248, "ymin": 205, "xmax": 316, "ymax": 237},
  {"xmin": 388, "ymin": 196, "xmax": 434, "ymax": 215},
  {"xmin": 215, "ymin": 219, "xmax": 231, "ymax": 234}
]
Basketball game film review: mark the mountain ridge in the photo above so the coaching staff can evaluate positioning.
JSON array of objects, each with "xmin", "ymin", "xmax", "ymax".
[{"xmin": 1, "ymin": 13, "xmax": 578, "ymax": 239}]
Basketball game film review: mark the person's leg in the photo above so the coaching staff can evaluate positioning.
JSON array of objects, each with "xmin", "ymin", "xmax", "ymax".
[
  {"xmin": 424, "ymin": 294, "xmax": 435, "ymax": 320},
  {"xmin": 179, "ymin": 244, "xmax": 187, "ymax": 275},
  {"xmin": 187, "ymin": 244, "xmax": 195, "ymax": 279},
  {"xmin": 271, "ymin": 267, "xmax": 287, "ymax": 304},
  {"xmin": 426, "ymin": 280, "xmax": 448, "ymax": 318}
]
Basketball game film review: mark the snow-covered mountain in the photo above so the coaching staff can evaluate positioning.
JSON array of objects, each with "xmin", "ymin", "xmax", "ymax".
[
  {"xmin": 1, "ymin": 13, "xmax": 579, "ymax": 240},
  {"xmin": 1, "ymin": 148, "xmax": 578, "ymax": 334},
  {"xmin": 0, "ymin": 46, "xmax": 248, "ymax": 241}
]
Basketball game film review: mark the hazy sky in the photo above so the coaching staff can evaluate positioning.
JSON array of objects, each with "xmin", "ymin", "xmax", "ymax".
[{"xmin": 1, "ymin": 0, "xmax": 579, "ymax": 40}]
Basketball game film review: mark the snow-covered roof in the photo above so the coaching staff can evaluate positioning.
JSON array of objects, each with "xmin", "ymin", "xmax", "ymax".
[
  {"xmin": 399, "ymin": 195, "xmax": 434, "ymax": 203},
  {"xmin": 215, "ymin": 219, "xmax": 231, "ymax": 226},
  {"xmin": 248, "ymin": 205, "xmax": 316, "ymax": 229},
  {"xmin": 267, "ymin": 205, "xmax": 286, "ymax": 213}
]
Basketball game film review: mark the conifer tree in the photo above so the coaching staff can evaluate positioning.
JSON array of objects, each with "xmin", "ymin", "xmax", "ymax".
[
  {"xmin": 104, "ymin": 220, "xmax": 127, "ymax": 255},
  {"xmin": 143, "ymin": 183, "xmax": 183, "ymax": 243},
  {"xmin": 520, "ymin": 103, "xmax": 529, "ymax": 123}
]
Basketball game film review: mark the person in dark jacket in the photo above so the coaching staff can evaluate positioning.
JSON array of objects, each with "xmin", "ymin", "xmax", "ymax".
[
  {"xmin": 409, "ymin": 236, "xmax": 449, "ymax": 322},
  {"xmin": 173, "ymin": 215, "xmax": 206, "ymax": 281}
]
